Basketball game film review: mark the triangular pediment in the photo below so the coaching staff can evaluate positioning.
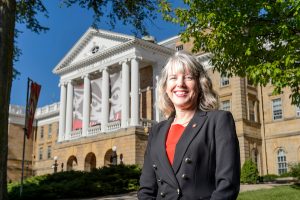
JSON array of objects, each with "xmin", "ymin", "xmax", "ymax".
[{"xmin": 53, "ymin": 28, "xmax": 134, "ymax": 74}]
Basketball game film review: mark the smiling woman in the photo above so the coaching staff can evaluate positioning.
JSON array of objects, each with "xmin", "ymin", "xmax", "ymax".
[{"xmin": 138, "ymin": 52, "xmax": 241, "ymax": 200}]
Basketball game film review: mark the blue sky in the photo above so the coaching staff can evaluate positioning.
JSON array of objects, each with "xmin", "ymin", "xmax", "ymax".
[{"xmin": 11, "ymin": 1, "xmax": 182, "ymax": 107}]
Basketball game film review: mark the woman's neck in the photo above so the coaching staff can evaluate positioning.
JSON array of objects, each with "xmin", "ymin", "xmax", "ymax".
[{"xmin": 173, "ymin": 109, "xmax": 196, "ymax": 126}]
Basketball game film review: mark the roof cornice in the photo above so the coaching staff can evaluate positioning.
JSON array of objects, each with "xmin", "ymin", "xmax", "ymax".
[{"xmin": 54, "ymin": 37, "xmax": 175, "ymax": 75}]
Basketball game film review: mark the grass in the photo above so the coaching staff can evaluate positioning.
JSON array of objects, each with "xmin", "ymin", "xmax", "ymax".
[{"xmin": 238, "ymin": 184, "xmax": 300, "ymax": 200}]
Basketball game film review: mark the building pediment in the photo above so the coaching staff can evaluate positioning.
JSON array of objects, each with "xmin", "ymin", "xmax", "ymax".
[{"xmin": 53, "ymin": 28, "xmax": 135, "ymax": 74}]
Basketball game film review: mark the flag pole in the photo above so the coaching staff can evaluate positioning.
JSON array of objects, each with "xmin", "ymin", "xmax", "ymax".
[{"xmin": 20, "ymin": 78, "xmax": 31, "ymax": 197}]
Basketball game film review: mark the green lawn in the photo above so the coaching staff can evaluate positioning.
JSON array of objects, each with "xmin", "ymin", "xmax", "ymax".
[{"xmin": 238, "ymin": 185, "xmax": 300, "ymax": 200}]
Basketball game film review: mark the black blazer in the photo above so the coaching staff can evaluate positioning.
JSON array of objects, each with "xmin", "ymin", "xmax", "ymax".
[{"xmin": 138, "ymin": 110, "xmax": 240, "ymax": 200}]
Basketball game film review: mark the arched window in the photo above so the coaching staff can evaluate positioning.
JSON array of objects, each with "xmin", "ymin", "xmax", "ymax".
[{"xmin": 277, "ymin": 149, "xmax": 287, "ymax": 175}]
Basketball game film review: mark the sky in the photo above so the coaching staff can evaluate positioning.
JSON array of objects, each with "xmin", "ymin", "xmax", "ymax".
[{"xmin": 11, "ymin": 1, "xmax": 182, "ymax": 107}]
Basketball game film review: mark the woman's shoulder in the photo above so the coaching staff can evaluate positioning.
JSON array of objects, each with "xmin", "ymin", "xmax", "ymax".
[{"xmin": 205, "ymin": 109, "xmax": 234, "ymax": 120}]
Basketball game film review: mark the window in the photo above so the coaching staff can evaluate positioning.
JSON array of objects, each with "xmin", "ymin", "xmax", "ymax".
[
  {"xmin": 39, "ymin": 147, "xmax": 43, "ymax": 160},
  {"xmin": 40, "ymin": 127, "xmax": 44, "ymax": 139},
  {"xmin": 249, "ymin": 100, "xmax": 255, "ymax": 121},
  {"xmin": 47, "ymin": 146, "xmax": 52, "ymax": 159},
  {"xmin": 247, "ymin": 77, "xmax": 254, "ymax": 86},
  {"xmin": 175, "ymin": 45, "xmax": 183, "ymax": 51},
  {"xmin": 251, "ymin": 148, "xmax": 258, "ymax": 166},
  {"xmin": 221, "ymin": 100, "xmax": 231, "ymax": 111},
  {"xmin": 296, "ymin": 106, "xmax": 300, "ymax": 117},
  {"xmin": 48, "ymin": 124, "xmax": 52, "ymax": 139},
  {"xmin": 272, "ymin": 98, "xmax": 282, "ymax": 120},
  {"xmin": 277, "ymin": 149, "xmax": 287, "ymax": 175},
  {"xmin": 220, "ymin": 76, "xmax": 229, "ymax": 87}
]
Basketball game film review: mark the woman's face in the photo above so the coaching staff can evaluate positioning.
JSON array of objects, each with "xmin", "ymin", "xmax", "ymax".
[{"xmin": 166, "ymin": 67, "xmax": 199, "ymax": 111}]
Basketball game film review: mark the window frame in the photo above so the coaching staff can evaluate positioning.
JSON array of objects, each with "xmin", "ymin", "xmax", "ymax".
[
  {"xmin": 47, "ymin": 146, "xmax": 52, "ymax": 159},
  {"xmin": 296, "ymin": 106, "xmax": 300, "ymax": 117},
  {"xmin": 221, "ymin": 100, "xmax": 231, "ymax": 111},
  {"xmin": 272, "ymin": 98, "xmax": 283, "ymax": 121},
  {"xmin": 175, "ymin": 45, "xmax": 184, "ymax": 51},
  {"xmin": 48, "ymin": 124, "xmax": 52, "ymax": 139},
  {"xmin": 38, "ymin": 147, "xmax": 43, "ymax": 160},
  {"xmin": 277, "ymin": 149, "xmax": 288, "ymax": 175},
  {"xmin": 40, "ymin": 127, "xmax": 44, "ymax": 139},
  {"xmin": 220, "ymin": 76, "xmax": 230, "ymax": 87}
]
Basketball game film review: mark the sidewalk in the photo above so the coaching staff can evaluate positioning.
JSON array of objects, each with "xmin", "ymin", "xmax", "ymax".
[{"xmin": 64, "ymin": 183, "xmax": 291, "ymax": 200}]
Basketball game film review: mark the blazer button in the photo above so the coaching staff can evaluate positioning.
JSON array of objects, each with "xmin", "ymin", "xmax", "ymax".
[
  {"xmin": 160, "ymin": 192, "xmax": 166, "ymax": 197},
  {"xmin": 152, "ymin": 164, "xmax": 157, "ymax": 170},
  {"xmin": 184, "ymin": 157, "xmax": 192, "ymax": 164},
  {"xmin": 177, "ymin": 188, "xmax": 181, "ymax": 195},
  {"xmin": 181, "ymin": 174, "xmax": 188, "ymax": 179},
  {"xmin": 157, "ymin": 178, "xmax": 163, "ymax": 184}
]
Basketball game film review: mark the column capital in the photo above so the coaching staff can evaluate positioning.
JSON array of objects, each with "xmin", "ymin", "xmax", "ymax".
[
  {"xmin": 67, "ymin": 80, "xmax": 74, "ymax": 85},
  {"xmin": 118, "ymin": 59, "xmax": 129, "ymax": 65},
  {"xmin": 99, "ymin": 67, "xmax": 111, "ymax": 73},
  {"xmin": 129, "ymin": 56, "xmax": 143, "ymax": 62},
  {"xmin": 81, "ymin": 74, "xmax": 91, "ymax": 79},
  {"xmin": 58, "ymin": 81, "xmax": 67, "ymax": 87}
]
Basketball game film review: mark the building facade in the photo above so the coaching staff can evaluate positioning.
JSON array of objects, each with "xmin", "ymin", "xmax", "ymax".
[{"xmin": 8, "ymin": 28, "xmax": 300, "ymax": 181}]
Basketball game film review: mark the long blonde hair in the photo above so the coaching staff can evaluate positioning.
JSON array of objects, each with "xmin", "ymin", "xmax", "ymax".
[{"xmin": 158, "ymin": 51, "xmax": 219, "ymax": 117}]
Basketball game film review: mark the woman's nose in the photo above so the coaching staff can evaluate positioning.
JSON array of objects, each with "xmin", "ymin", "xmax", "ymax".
[{"xmin": 176, "ymin": 77, "xmax": 185, "ymax": 87}]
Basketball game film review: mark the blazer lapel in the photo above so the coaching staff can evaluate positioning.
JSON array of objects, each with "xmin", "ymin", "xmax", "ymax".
[
  {"xmin": 155, "ymin": 117, "xmax": 180, "ymax": 187},
  {"xmin": 172, "ymin": 110, "xmax": 208, "ymax": 174}
]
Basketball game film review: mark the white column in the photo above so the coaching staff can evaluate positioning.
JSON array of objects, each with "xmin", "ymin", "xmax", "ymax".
[
  {"xmin": 155, "ymin": 75, "xmax": 161, "ymax": 122},
  {"xmin": 121, "ymin": 60, "xmax": 130, "ymax": 128},
  {"xmin": 101, "ymin": 68, "xmax": 109, "ymax": 131},
  {"xmin": 65, "ymin": 80, "xmax": 74, "ymax": 140},
  {"xmin": 58, "ymin": 82, "xmax": 67, "ymax": 142},
  {"xmin": 82, "ymin": 74, "xmax": 90, "ymax": 137},
  {"xmin": 130, "ymin": 57, "xmax": 140, "ymax": 126}
]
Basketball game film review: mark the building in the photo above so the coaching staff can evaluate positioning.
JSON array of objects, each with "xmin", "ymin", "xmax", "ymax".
[{"xmin": 8, "ymin": 28, "xmax": 300, "ymax": 181}]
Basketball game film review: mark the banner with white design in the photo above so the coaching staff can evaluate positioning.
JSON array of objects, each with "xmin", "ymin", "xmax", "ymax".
[
  {"xmin": 90, "ymin": 77, "xmax": 102, "ymax": 126},
  {"xmin": 73, "ymin": 83, "xmax": 83, "ymax": 130},
  {"xmin": 109, "ymin": 71, "xmax": 122, "ymax": 121}
]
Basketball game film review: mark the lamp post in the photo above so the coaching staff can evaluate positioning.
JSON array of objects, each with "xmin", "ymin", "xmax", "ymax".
[
  {"xmin": 52, "ymin": 156, "xmax": 58, "ymax": 173},
  {"xmin": 111, "ymin": 146, "xmax": 117, "ymax": 165}
]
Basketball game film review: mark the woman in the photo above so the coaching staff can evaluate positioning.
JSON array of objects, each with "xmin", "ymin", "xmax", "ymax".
[{"xmin": 138, "ymin": 52, "xmax": 240, "ymax": 200}]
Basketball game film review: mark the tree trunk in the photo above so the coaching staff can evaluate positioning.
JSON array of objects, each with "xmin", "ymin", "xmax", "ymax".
[{"xmin": 0, "ymin": 1, "xmax": 16, "ymax": 200}]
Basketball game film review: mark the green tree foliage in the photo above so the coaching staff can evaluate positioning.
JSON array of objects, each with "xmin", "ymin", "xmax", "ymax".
[
  {"xmin": 241, "ymin": 159, "xmax": 259, "ymax": 184},
  {"xmin": 160, "ymin": 0, "xmax": 300, "ymax": 106},
  {"xmin": 0, "ymin": 1, "xmax": 156, "ymax": 199}
]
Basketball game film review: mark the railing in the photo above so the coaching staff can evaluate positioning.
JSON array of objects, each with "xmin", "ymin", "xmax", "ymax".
[
  {"xmin": 88, "ymin": 125, "xmax": 101, "ymax": 136},
  {"xmin": 107, "ymin": 120, "xmax": 121, "ymax": 132},
  {"xmin": 70, "ymin": 129, "xmax": 82, "ymax": 139},
  {"xmin": 35, "ymin": 102, "xmax": 60, "ymax": 116},
  {"xmin": 9, "ymin": 105, "xmax": 26, "ymax": 115},
  {"xmin": 63, "ymin": 118, "xmax": 157, "ymax": 142},
  {"xmin": 140, "ymin": 118, "xmax": 156, "ymax": 128}
]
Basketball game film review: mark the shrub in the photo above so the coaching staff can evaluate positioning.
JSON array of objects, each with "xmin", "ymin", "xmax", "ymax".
[
  {"xmin": 289, "ymin": 162, "xmax": 300, "ymax": 179},
  {"xmin": 241, "ymin": 159, "xmax": 259, "ymax": 184},
  {"xmin": 8, "ymin": 164, "xmax": 141, "ymax": 200},
  {"xmin": 260, "ymin": 174, "xmax": 278, "ymax": 182}
]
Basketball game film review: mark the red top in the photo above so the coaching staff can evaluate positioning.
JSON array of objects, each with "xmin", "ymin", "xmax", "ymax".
[{"xmin": 165, "ymin": 124, "xmax": 185, "ymax": 165}]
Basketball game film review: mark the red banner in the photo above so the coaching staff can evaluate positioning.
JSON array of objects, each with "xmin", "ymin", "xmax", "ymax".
[{"xmin": 26, "ymin": 82, "xmax": 41, "ymax": 139}]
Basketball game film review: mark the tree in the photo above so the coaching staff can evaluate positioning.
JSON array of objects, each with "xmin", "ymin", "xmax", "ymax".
[
  {"xmin": 0, "ymin": 1, "xmax": 157, "ymax": 199},
  {"xmin": 240, "ymin": 159, "xmax": 259, "ymax": 184},
  {"xmin": 160, "ymin": 0, "xmax": 300, "ymax": 106}
]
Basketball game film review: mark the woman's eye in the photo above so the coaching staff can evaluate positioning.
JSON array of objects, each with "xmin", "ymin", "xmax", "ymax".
[
  {"xmin": 168, "ymin": 76, "xmax": 176, "ymax": 80},
  {"xmin": 185, "ymin": 76, "xmax": 193, "ymax": 80}
]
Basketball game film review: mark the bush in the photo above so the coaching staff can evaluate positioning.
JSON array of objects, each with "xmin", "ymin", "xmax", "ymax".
[
  {"xmin": 260, "ymin": 174, "xmax": 278, "ymax": 182},
  {"xmin": 289, "ymin": 162, "xmax": 300, "ymax": 179},
  {"xmin": 241, "ymin": 159, "xmax": 259, "ymax": 184},
  {"xmin": 8, "ymin": 164, "xmax": 141, "ymax": 200}
]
